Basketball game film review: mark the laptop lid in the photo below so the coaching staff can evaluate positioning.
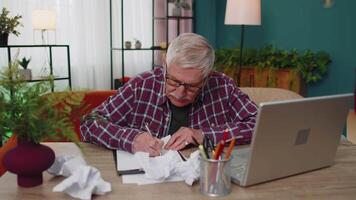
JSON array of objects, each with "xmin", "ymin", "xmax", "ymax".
[{"xmin": 241, "ymin": 93, "xmax": 353, "ymax": 186}]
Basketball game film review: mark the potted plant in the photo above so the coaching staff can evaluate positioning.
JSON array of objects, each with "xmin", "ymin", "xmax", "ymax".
[
  {"xmin": 168, "ymin": 0, "xmax": 191, "ymax": 16},
  {"xmin": 0, "ymin": 7, "xmax": 22, "ymax": 46},
  {"xmin": 18, "ymin": 57, "xmax": 32, "ymax": 80},
  {"xmin": 214, "ymin": 44, "xmax": 332, "ymax": 95},
  {"xmin": 0, "ymin": 62, "xmax": 85, "ymax": 187}
]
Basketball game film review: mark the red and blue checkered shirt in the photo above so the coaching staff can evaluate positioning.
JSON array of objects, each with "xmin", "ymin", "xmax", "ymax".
[{"xmin": 80, "ymin": 67, "xmax": 258, "ymax": 153}]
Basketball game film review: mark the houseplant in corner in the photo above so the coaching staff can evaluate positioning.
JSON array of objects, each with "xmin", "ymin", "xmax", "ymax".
[
  {"xmin": 0, "ymin": 62, "xmax": 84, "ymax": 187},
  {"xmin": 0, "ymin": 7, "xmax": 22, "ymax": 46},
  {"xmin": 18, "ymin": 57, "xmax": 32, "ymax": 80}
]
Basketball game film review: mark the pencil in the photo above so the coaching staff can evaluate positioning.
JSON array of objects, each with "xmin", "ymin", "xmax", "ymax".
[
  {"xmin": 225, "ymin": 138, "xmax": 236, "ymax": 159},
  {"xmin": 213, "ymin": 141, "xmax": 224, "ymax": 160}
]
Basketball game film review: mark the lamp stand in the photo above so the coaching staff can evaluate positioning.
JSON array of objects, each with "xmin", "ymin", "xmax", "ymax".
[
  {"xmin": 237, "ymin": 25, "xmax": 245, "ymax": 86},
  {"xmin": 40, "ymin": 29, "xmax": 50, "ymax": 77}
]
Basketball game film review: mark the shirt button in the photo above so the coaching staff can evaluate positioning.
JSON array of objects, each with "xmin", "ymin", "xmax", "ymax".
[
  {"xmin": 211, "ymin": 123, "xmax": 215, "ymax": 127},
  {"xmin": 166, "ymin": 116, "xmax": 169, "ymax": 121}
]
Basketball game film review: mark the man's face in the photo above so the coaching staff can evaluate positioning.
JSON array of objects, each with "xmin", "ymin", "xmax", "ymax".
[{"xmin": 165, "ymin": 62, "xmax": 206, "ymax": 107}]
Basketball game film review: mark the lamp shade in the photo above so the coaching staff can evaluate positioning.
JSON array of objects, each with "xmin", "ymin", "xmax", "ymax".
[
  {"xmin": 225, "ymin": 0, "xmax": 261, "ymax": 25},
  {"xmin": 32, "ymin": 10, "xmax": 56, "ymax": 30}
]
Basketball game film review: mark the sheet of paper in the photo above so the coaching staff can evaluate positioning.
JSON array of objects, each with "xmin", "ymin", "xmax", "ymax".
[
  {"xmin": 122, "ymin": 174, "xmax": 183, "ymax": 185},
  {"xmin": 116, "ymin": 150, "xmax": 141, "ymax": 171},
  {"xmin": 116, "ymin": 135, "xmax": 171, "ymax": 172}
]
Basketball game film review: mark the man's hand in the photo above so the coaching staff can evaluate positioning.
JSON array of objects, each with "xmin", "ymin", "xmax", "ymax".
[
  {"xmin": 132, "ymin": 133, "xmax": 164, "ymax": 157},
  {"xmin": 164, "ymin": 127, "xmax": 204, "ymax": 150}
]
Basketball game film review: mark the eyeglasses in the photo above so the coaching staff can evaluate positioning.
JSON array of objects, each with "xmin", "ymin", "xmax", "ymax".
[{"xmin": 165, "ymin": 73, "xmax": 206, "ymax": 93}]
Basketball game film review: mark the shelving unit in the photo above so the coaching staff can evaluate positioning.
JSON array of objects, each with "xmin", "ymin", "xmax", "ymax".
[
  {"xmin": 0, "ymin": 44, "xmax": 72, "ymax": 91},
  {"xmin": 109, "ymin": 0, "xmax": 194, "ymax": 89}
]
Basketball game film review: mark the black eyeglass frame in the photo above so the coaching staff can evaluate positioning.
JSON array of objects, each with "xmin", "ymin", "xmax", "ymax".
[{"xmin": 164, "ymin": 67, "xmax": 207, "ymax": 93}]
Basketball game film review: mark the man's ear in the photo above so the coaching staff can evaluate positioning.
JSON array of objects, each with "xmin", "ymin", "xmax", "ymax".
[{"xmin": 161, "ymin": 53, "xmax": 167, "ymax": 68}]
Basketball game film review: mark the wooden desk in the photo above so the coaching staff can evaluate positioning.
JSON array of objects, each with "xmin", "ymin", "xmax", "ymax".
[
  {"xmin": 347, "ymin": 110, "xmax": 356, "ymax": 144},
  {"xmin": 1, "ymin": 141, "xmax": 356, "ymax": 199}
]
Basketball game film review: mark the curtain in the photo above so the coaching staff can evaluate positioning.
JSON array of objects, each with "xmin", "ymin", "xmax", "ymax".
[
  {"xmin": 0, "ymin": 0, "xmax": 112, "ymax": 89},
  {"xmin": 0, "ymin": 0, "xmax": 191, "ymax": 89},
  {"xmin": 111, "ymin": 0, "xmax": 153, "ymax": 81}
]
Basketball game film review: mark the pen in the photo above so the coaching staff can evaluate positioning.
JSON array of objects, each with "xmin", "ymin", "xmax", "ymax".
[
  {"xmin": 145, "ymin": 122, "xmax": 154, "ymax": 136},
  {"xmin": 177, "ymin": 150, "xmax": 187, "ymax": 161},
  {"xmin": 192, "ymin": 136, "xmax": 199, "ymax": 146},
  {"xmin": 145, "ymin": 122, "xmax": 161, "ymax": 156},
  {"xmin": 206, "ymin": 137, "xmax": 215, "ymax": 155},
  {"xmin": 203, "ymin": 139, "xmax": 210, "ymax": 159}
]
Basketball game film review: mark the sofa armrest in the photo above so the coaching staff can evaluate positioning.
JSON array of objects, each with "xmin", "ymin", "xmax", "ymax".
[{"xmin": 240, "ymin": 87, "xmax": 303, "ymax": 105}]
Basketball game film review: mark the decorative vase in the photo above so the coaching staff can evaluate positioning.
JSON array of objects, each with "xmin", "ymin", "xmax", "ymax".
[
  {"xmin": 0, "ymin": 33, "xmax": 9, "ymax": 46},
  {"xmin": 3, "ymin": 139, "xmax": 55, "ymax": 187},
  {"xmin": 135, "ymin": 40, "xmax": 142, "ymax": 49},
  {"xmin": 19, "ymin": 69, "xmax": 32, "ymax": 80},
  {"xmin": 125, "ymin": 41, "xmax": 132, "ymax": 49}
]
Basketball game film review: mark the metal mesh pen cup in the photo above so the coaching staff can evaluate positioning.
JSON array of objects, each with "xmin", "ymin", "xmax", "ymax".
[{"xmin": 200, "ymin": 157, "xmax": 232, "ymax": 197}]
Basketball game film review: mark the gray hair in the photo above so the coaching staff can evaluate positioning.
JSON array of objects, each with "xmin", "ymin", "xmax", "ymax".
[{"xmin": 166, "ymin": 33, "xmax": 215, "ymax": 77}]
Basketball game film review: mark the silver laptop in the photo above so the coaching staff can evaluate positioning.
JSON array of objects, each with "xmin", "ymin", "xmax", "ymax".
[{"xmin": 231, "ymin": 93, "xmax": 353, "ymax": 187}]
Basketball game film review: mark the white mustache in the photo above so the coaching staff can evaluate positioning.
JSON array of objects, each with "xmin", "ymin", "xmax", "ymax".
[{"xmin": 168, "ymin": 91, "xmax": 188, "ymax": 101}]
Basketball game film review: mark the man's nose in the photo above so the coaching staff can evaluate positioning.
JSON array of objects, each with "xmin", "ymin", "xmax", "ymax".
[{"xmin": 175, "ymin": 85, "xmax": 186, "ymax": 97}]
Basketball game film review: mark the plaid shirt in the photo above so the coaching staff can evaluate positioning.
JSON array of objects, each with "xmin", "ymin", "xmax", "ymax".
[{"xmin": 80, "ymin": 67, "xmax": 258, "ymax": 153}]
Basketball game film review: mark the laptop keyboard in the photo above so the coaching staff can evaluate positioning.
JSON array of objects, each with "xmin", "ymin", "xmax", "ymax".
[{"xmin": 230, "ymin": 147, "xmax": 251, "ymax": 183}]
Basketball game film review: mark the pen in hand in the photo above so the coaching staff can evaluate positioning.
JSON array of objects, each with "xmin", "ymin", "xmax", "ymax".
[
  {"xmin": 145, "ymin": 122, "xmax": 154, "ymax": 136},
  {"xmin": 145, "ymin": 122, "xmax": 163, "ymax": 156}
]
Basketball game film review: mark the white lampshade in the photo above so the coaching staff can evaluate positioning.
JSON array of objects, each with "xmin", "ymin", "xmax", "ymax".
[
  {"xmin": 225, "ymin": 0, "xmax": 261, "ymax": 25},
  {"xmin": 32, "ymin": 10, "xmax": 56, "ymax": 30}
]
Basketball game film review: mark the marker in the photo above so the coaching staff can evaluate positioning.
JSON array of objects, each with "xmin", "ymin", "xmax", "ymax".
[
  {"xmin": 223, "ymin": 128, "xmax": 229, "ymax": 143},
  {"xmin": 199, "ymin": 145, "xmax": 208, "ymax": 159}
]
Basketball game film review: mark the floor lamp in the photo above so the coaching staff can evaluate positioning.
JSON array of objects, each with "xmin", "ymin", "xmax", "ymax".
[
  {"xmin": 224, "ymin": 0, "xmax": 261, "ymax": 86},
  {"xmin": 32, "ymin": 10, "xmax": 57, "ymax": 76}
]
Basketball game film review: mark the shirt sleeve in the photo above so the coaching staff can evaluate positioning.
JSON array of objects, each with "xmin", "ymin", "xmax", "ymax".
[
  {"xmin": 80, "ymin": 83, "xmax": 141, "ymax": 153},
  {"xmin": 201, "ymin": 81, "xmax": 258, "ymax": 145}
]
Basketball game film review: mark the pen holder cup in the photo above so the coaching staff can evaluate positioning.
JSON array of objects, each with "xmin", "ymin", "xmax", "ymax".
[{"xmin": 199, "ymin": 157, "xmax": 232, "ymax": 197}]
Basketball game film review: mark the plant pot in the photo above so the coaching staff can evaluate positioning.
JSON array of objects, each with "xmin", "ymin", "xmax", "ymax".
[
  {"xmin": 19, "ymin": 69, "xmax": 32, "ymax": 80},
  {"xmin": 0, "ymin": 33, "xmax": 9, "ymax": 46},
  {"xmin": 3, "ymin": 139, "xmax": 55, "ymax": 187}
]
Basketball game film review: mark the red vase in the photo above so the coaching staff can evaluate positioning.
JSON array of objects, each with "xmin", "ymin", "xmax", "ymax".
[{"xmin": 3, "ymin": 139, "xmax": 55, "ymax": 187}]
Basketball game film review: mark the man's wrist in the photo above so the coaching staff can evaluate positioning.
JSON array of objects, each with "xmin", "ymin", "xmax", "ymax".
[{"xmin": 131, "ymin": 132, "xmax": 144, "ymax": 153}]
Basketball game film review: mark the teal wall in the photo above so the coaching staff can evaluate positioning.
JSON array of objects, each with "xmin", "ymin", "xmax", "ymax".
[
  {"xmin": 195, "ymin": 0, "xmax": 217, "ymax": 47},
  {"xmin": 196, "ymin": 0, "xmax": 356, "ymax": 97}
]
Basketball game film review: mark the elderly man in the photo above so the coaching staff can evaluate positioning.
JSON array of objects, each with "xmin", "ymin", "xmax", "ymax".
[{"xmin": 80, "ymin": 33, "xmax": 258, "ymax": 156}]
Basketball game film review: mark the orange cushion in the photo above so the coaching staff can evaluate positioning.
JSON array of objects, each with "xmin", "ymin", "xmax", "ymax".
[
  {"xmin": 71, "ymin": 90, "xmax": 117, "ymax": 140},
  {"xmin": 0, "ymin": 135, "xmax": 18, "ymax": 176}
]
